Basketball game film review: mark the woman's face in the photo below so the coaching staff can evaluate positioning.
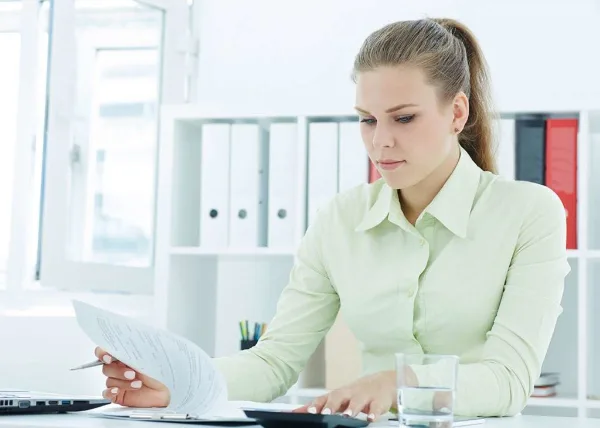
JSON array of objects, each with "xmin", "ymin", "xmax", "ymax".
[{"xmin": 355, "ymin": 65, "xmax": 467, "ymax": 190}]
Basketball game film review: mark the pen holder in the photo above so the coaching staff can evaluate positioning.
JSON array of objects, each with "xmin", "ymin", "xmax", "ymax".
[{"xmin": 241, "ymin": 339, "xmax": 258, "ymax": 350}]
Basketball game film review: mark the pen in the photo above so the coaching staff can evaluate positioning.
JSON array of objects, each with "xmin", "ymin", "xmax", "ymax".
[
  {"xmin": 239, "ymin": 321, "xmax": 246, "ymax": 340},
  {"xmin": 70, "ymin": 360, "xmax": 104, "ymax": 371}
]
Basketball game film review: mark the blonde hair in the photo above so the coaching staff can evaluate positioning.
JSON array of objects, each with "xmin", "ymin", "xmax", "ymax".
[{"xmin": 352, "ymin": 18, "xmax": 498, "ymax": 173}]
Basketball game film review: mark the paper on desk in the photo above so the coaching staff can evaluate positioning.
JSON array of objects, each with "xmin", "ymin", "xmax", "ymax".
[
  {"xmin": 72, "ymin": 300, "xmax": 230, "ymax": 418},
  {"xmin": 86, "ymin": 403, "xmax": 247, "ymax": 421},
  {"xmin": 87, "ymin": 401, "xmax": 297, "ymax": 419}
]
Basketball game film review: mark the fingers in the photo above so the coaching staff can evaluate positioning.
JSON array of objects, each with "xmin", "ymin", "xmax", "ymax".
[
  {"xmin": 364, "ymin": 399, "xmax": 390, "ymax": 422},
  {"xmin": 102, "ymin": 362, "xmax": 138, "ymax": 381},
  {"xmin": 106, "ymin": 377, "xmax": 144, "ymax": 392},
  {"xmin": 94, "ymin": 346, "xmax": 118, "ymax": 364},
  {"xmin": 296, "ymin": 391, "xmax": 391, "ymax": 422},
  {"xmin": 293, "ymin": 394, "xmax": 327, "ymax": 414},
  {"xmin": 102, "ymin": 386, "xmax": 170, "ymax": 408},
  {"xmin": 341, "ymin": 395, "xmax": 371, "ymax": 418},
  {"xmin": 319, "ymin": 390, "xmax": 351, "ymax": 415},
  {"xmin": 432, "ymin": 389, "xmax": 453, "ymax": 414},
  {"xmin": 97, "ymin": 351, "xmax": 166, "ymax": 392},
  {"xmin": 297, "ymin": 394, "xmax": 328, "ymax": 414}
]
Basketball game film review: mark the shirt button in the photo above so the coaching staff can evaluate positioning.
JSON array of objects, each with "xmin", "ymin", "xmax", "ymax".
[
  {"xmin": 419, "ymin": 238, "xmax": 426, "ymax": 246},
  {"xmin": 408, "ymin": 287, "xmax": 417, "ymax": 297}
]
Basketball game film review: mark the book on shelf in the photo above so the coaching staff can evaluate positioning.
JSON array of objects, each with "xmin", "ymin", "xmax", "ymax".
[{"xmin": 531, "ymin": 372, "xmax": 560, "ymax": 398}]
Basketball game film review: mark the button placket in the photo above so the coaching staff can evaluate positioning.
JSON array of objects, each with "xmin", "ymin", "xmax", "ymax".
[{"xmin": 409, "ymin": 236, "xmax": 429, "ymax": 301}]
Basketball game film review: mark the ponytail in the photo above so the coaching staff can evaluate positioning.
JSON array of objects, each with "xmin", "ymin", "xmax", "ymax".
[{"xmin": 434, "ymin": 18, "xmax": 497, "ymax": 173}]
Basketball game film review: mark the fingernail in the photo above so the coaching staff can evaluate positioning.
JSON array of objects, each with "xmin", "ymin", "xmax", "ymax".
[
  {"xmin": 343, "ymin": 409, "xmax": 353, "ymax": 416},
  {"xmin": 124, "ymin": 370, "xmax": 135, "ymax": 380},
  {"xmin": 321, "ymin": 408, "xmax": 331, "ymax": 415},
  {"xmin": 110, "ymin": 387, "xmax": 118, "ymax": 394},
  {"xmin": 131, "ymin": 380, "xmax": 143, "ymax": 389},
  {"xmin": 102, "ymin": 355, "xmax": 112, "ymax": 364},
  {"xmin": 368, "ymin": 413, "xmax": 375, "ymax": 421},
  {"xmin": 307, "ymin": 407, "xmax": 317, "ymax": 414},
  {"xmin": 440, "ymin": 407, "xmax": 451, "ymax": 414}
]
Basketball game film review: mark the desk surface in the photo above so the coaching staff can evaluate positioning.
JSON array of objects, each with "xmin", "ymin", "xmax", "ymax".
[{"xmin": 0, "ymin": 414, "xmax": 600, "ymax": 428}]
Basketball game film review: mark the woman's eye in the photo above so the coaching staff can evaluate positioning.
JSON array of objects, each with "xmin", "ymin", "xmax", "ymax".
[
  {"xmin": 360, "ymin": 118, "xmax": 376, "ymax": 125},
  {"xmin": 396, "ymin": 115, "xmax": 415, "ymax": 124}
]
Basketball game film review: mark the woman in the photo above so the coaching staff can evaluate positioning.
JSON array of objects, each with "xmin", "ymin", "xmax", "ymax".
[{"xmin": 95, "ymin": 17, "xmax": 570, "ymax": 422}]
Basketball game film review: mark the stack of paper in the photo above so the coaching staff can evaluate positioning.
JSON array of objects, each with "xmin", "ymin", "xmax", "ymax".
[{"xmin": 72, "ymin": 300, "xmax": 272, "ymax": 422}]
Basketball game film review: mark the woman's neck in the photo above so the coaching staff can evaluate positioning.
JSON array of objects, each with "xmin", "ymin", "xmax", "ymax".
[{"xmin": 399, "ymin": 144, "xmax": 461, "ymax": 225}]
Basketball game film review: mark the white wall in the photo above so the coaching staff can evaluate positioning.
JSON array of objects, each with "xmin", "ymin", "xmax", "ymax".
[
  {"xmin": 0, "ymin": 315, "xmax": 105, "ymax": 396},
  {"xmin": 193, "ymin": 0, "xmax": 600, "ymax": 114},
  {"xmin": 0, "ymin": 295, "xmax": 155, "ymax": 395},
  {"xmin": 3, "ymin": 0, "xmax": 599, "ymax": 397}
]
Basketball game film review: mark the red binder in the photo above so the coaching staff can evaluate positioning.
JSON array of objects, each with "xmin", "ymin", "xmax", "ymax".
[
  {"xmin": 545, "ymin": 118, "xmax": 578, "ymax": 249},
  {"xmin": 368, "ymin": 161, "xmax": 381, "ymax": 183}
]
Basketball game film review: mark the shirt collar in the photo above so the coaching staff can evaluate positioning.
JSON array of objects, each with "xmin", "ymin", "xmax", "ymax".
[
  {"xmin": 354, "ymin": 182, "xmax": 413, "ymax": 233},
  {"xmin": 355, "ymin": 147, "xmax": 482, "ymax": 238}
]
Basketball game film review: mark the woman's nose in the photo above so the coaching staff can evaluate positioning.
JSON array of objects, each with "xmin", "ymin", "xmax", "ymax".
[{"xmin": 372, "ymin": 124, "xmax": 396, "ymax": 148}]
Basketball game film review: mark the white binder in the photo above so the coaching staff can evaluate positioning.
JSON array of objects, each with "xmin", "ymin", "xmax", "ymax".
[
  {"xmin": 200, "ymin": 123, "xmax": 231, "ymax": 248},
  {"xmin": 307, "ymin": 122, "xmax": 339, "ymax": 225},
  {"xmin": 267, "ymin": 122, "xmax": 298, "ymax": 249},
  {"xmin": 229, "ymin": 123, "xmax": 268, "ymax": 248},
  {"xmin": 338, "ymin": 121, "xmax": 369, "ymax": 192},
  {"xmin": 496, "ymin": 118, "xmax": 516, "ymax": 180}
]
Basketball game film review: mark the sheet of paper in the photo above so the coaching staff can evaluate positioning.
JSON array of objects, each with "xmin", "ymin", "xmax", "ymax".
[
  {"xmin": 86, "ymin": 401, "xmax": 298, "ymax": 422},
  {"xmin": 72, "ymin": 300, "xmax": 227, "ymax": 418},
  {"xmin": 86, "ymin": 404, "xmax": 247, "ymax": 421}
]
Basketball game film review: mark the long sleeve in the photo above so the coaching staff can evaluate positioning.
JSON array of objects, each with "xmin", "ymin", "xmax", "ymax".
[
  {"xmin": 410, "ymin": 185, "xmax": 571, "ymax": 417},
  {"xmin": 213, "ymin": 208, "xmax": 340, "ymax": 402}
]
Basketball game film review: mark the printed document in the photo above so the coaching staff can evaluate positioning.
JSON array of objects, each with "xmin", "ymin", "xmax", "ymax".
[{"xmin": 72, "ymin": 300, "xmax": 245, "ymax": 420}]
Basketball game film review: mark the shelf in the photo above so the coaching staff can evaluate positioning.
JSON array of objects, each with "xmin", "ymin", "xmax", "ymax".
[
  {"xmin": 586, "ymin": 398, "xmax": 600, "ymax": 409},
  {"xmin": 564, "ymin": 250, "xmax": 600, "ymax": 259},
  {"xmin": 526, "ymin": 395, "xmax": 579, "ymax": 408},
  {"xmin": 589, "ymin": 251, "xmax": 600, "ymax": 259},
  {"xmin": 170, "ymin": 246, "xmax": 295, "ymax": 257}
]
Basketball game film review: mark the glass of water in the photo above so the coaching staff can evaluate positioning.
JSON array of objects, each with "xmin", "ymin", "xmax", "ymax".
[{"xmin": 395, "ymin": 353, "xmax": 459, "ymax": 427}]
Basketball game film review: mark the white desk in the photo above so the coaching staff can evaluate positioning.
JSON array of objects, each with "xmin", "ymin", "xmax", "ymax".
[{"xmin": 0, "ymin": 414, "xmax": 600, "ymax": 428}]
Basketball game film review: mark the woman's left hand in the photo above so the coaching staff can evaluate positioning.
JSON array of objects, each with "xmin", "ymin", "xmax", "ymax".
[{"xmin": 293, "ymin": 370, "xmax": 397, "ymax": 422}]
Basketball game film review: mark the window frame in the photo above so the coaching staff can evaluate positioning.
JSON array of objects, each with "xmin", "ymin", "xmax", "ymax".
[
  {"xmin": 37, "ymin": 0, "xmax": 190, "ymax": 295},
  {"xmin": 0, "ymin": 0, "xmax": 192, "ymax": 308},
  {"xmin": 4, "ymin": 0, "xmax": 47, "ymax": 296}
]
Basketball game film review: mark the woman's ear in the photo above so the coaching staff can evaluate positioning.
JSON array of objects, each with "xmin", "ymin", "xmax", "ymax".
[{"xmin": 452, "ymin": 91, "xmax": 469, "ymax": 134}]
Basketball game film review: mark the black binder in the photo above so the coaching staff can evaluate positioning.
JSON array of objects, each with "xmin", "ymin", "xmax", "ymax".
[{"xmin": 515, "ymin": 117, "xmax": 546, "ymax": 184}]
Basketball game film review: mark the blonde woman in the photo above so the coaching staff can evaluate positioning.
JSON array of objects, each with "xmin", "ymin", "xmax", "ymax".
[{"xmin": 95, "ymin": 17, "xmax": 569, "ymax": 422}]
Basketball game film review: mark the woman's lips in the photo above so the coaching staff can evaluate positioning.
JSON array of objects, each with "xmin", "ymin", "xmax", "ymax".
[{"xmin": 378, "ymin": 160, "xmax": 406, "ymax": 171}]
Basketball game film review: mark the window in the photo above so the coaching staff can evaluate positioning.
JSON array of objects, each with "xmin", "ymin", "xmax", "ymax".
[
  {"xmin": 0, "ymin": 0, "xmax": 190, "ymax": 299},
  {"xmin": 38, "ymin": 0, "xmax": 190, "ymax": 293},
  {"xmin": 0, "ymin": 0, "xmax": 49, "ymax": 292},
  {"xmin": 0, "ymin": 25, "xmax": 21, "ymax": 289},
  {"xmin": 65, "ymin": 5, "xmax": 163, "ymax": 268}
]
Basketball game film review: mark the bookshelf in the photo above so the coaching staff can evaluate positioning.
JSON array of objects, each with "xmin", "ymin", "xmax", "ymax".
[{"xmin": 153, "ymin": 105, "xmax": 600, "ymax": 417}]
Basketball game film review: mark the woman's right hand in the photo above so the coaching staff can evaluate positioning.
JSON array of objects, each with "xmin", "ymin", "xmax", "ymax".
[{"xmin": 95, "ymin": 347, "xmax": 170, "ymax": 408}]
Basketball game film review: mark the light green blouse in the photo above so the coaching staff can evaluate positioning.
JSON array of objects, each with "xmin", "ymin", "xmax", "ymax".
[{"xmin": 214, "ymin": 147, "xmax": 571, "ymax": 417}]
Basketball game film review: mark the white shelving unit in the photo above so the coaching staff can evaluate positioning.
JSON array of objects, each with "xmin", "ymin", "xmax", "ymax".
[{"xmin": 153, "ymin": 105, "xmax": 600, "ymax": 417}]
